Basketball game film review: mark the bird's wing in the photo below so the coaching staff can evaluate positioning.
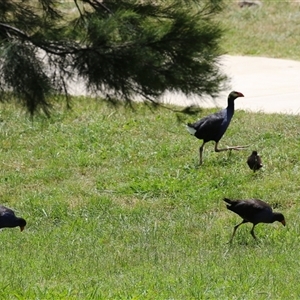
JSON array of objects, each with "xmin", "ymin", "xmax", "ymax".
[
  {"xmin": 0, "ymin": 206, "xmax": 15, "ymax": 217},
  {"xmin": 190, "ymin": 111, "xmax": 225, "ymax": 140},
  {"xmin": 234, "ymin": 199, "xmax": 272, "ymax": 219},
  {"xmin": 249, "ymin": 199, "xmax": 272, "ymax": 211},
  {"xmin": 192, "ymin": 111, "xmax": 224, "ymax": 129}
]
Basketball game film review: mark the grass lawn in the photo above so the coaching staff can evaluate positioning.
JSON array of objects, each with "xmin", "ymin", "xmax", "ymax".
[
  {"xmin": 219, "ymin": 0, "xmax": 300, "ymax": 60},
  {"xmin": 0, "ymin": 98, "xmax": 300, "ymax": 299},
  {"xmin": 1, "ymin": 1, "xmax": 300, "ymax": 299}
]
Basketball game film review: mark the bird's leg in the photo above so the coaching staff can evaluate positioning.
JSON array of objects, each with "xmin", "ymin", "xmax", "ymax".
[
  {"xmin": 229, "ymin": 223, "xmax": 242, "ymax": 243},
  {"xmin": 229, "ymin": 220, "xmax": 247, "ymax": 243},
  {"xmin": 214, "ymin": 142, "xmax": 248, "ymax": 153},
  {"xmin": 250, "ymin": 224, "xmax": 257, "ymax": 240},
  {"xmin": 199, "ymin": 141, "xmax": 206, "ymax": 165}
]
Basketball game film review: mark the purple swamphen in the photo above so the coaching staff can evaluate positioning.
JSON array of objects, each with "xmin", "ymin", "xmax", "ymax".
[
  {"xmin": 186, "ymin": 91, "xmax": 247, "ymax": 164},
  {"xmin": 0, "ymin": 206, "xmax": 26, "ymax": 231},
  {"xmin": 224, "ymin": 198, "xmax": 285, "ymax": 243},
  {"xmin": 247, "ymin": 150, "xmax": 263, "ymax": 172}
]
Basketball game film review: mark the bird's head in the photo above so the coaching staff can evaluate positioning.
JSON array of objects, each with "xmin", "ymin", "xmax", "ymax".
[
  {"xmin": 228, "ymin": 91, "xmax": 244, "ymax": 101},
  {"xmin": 252, "ymin": 150, "xmax": 258, "ymax": 155},
  {"xmin": 274, "ymin": 213, "xmax": 286, "ymax": 226},
  {"xmin": 19, "ymin": 218, "xmax": 27, "ymax": 232}
]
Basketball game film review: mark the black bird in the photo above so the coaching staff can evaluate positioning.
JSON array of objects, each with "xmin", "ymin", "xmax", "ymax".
[
  {"xmin": 186, "ymin": 91, "xmax": 247, "ymax": 164},
  {"xmin": 0, "ymin": 206, "xmax": 26, "ymax": 231},
  {"xmin": 224, "ymin": 198, "xmax": 285, "ymax": 243},
  {"xmin": 247, "ymin": 150, "xmax": 263, "ymax": 172}
]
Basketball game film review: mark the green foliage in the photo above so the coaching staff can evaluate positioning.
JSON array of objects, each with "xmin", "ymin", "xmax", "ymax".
[
  {"xmin": 0, "ymin": 98, "xmax": 300, "ymax": 298},
  {"xmin": 0, "ymin": 0, "xmax": 226, "ymax": 115}
]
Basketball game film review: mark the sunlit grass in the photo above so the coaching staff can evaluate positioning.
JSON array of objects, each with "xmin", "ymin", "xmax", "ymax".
[
  {"xmin": 0, "ymin": 98, "xmax": 299, "ymax": 298},
  {"xmin": 218, "ymin": 0, "xmax": 300, "ymax": 60},
  {"xmin": 1, "ymin": 2, "xmax": 300, "ymax": 298}
]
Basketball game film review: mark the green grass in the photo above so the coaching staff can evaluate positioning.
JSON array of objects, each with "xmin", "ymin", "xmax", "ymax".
[
  {"xmin": 1, "ymin": 1, "xmax": 300, "ymax": 298},
  {"xmin": 0, "ymin": 99, "xmax": 300, "ymax": 299},
  {"xmin": 218, "ymin": 0, "xmax": 300, "ymax": 60}
]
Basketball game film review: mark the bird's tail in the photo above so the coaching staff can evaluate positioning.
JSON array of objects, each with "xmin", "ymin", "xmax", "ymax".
[
  {"xmin": 223, "ymin": 197, "xmax": 233, "ymax": 204},
  {"xmin": 186, "ymin": 123, "xmax": 196, "ymax": 135},
  {"xmin": 223, "ymin": 198, "xmax": 235, "ymax": 208}
]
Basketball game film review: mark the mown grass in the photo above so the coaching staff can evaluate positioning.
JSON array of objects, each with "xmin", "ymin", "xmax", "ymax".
[
  {"xmin": 0, "ymin": 98, "xmax": 300, "ymax": 299},
  {"xmin": 1, "ymin": 1, "xmax": 300, "ymax": 298},
  {"xmin": 218, "ymin": 0, "xmax": 300, "ymax": 60}
]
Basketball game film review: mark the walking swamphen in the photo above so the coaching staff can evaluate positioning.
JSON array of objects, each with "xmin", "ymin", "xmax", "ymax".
[
  {"xmin": 186, "ymin": 91, "xmax": 247, "ymax": 164},
  {"xmin": 0, "ymin": 206, "xmax": 26, "ymax": 231},
  {"xmin": 247, "ymin": 150, "xmax": 263, "ymax": 172},
  {"xmin": 224, "ymin": 198, "xmax": 285, "ymax": 243}
]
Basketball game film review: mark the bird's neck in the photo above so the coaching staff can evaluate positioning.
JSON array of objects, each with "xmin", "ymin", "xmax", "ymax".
[
  {"xmin": 226, "ymin": 100, "xmax": 235, "ymax": 119},
  {"xmin": 227, "ymin": 99, "xmax": 235, "ymax": 110},
  {"xmin": 271, "ymin": 213, "xmax": 282, "ymax": 223}
]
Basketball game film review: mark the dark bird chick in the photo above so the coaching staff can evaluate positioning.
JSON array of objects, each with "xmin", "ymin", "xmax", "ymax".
[
  {"xmin": 247, "ymin": 150, "xmax": 263, "ymax": 172},
  {"xmin": 224, "ymin": 198, "xmax": 285, "ymax": 243},
  {"xmin": 0, "ymin": 206, "xmax": 26, "ymax": 231},
  {"xmin": 186, "ymin": 91, "xmax": 247, "ymax": 165}
]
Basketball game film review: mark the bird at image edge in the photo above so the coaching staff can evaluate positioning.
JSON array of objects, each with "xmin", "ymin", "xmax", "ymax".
[
  {"xmin": 0, "ymin": 205, "xmax": 26, "ymax": 231},
  {"xmin": 186, "ymin": 91, "xmax": 247, "ymax": 165}
]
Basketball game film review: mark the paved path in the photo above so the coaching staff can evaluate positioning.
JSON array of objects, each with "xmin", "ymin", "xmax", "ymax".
[
  {"xmin": 70, "ymin": 55, "xmax": 300, "ymax": 114},
  {"xmin": 161, "ymin": 55, "xmax": 300, "ymax": 115}
]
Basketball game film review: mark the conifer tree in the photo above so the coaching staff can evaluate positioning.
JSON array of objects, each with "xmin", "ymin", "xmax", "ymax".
[{"xmin": 0, "ymin": 0, "xmax": 226, "ymax": 115}]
